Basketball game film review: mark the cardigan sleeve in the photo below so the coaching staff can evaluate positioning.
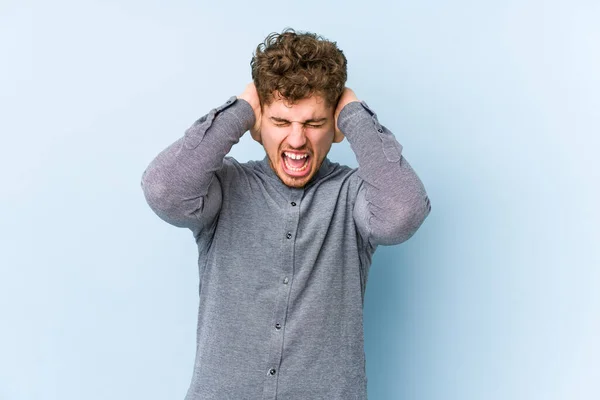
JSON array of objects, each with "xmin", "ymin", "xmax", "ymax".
[
  {"xmin": 140, "ymin": 96, "xmax": 255, "ymax": 234},
  {"xmin": 337, "ymin": 100, "xmax": 432, "ymax": 247}
]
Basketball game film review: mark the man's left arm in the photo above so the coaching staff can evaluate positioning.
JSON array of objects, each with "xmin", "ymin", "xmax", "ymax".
[{"xmin": 336, "ymin": 91, "xmax": 432, "ymax": 246}]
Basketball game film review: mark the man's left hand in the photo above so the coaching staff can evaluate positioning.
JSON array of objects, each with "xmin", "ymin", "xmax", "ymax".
[{"xmin": 334, "ymin": 87, "xmax": 360, "ymax": 142}]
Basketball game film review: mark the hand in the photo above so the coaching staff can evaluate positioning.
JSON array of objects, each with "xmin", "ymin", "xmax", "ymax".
[
  {"xmin": 333, "ymin": 87, "xmax": 360, "ymax": 143},
  {"xmin": 237, "ymin": 82, "xmax": 263, "ymax": 143}
]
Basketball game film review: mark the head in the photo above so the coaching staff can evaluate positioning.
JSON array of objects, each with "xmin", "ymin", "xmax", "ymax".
[{"xmin": 250, "ymin": 28, "xmax": 347, "ymax": 188}]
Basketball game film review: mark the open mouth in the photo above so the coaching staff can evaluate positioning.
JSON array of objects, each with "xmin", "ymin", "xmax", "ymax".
[{"xmin": 281, "ymin": 150, "xmax": 311, "ymax": 177}]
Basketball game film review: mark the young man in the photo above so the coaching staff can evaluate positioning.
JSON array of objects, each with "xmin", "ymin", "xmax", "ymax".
[{"xmin": 141, "ymin": 28, "xmax": 431, "ymax": 400}]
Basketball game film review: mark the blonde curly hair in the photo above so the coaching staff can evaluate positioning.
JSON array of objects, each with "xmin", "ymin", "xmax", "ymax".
[{"xmin": 250, "ymin": 28, "xmax": 347, "ymax": 109}]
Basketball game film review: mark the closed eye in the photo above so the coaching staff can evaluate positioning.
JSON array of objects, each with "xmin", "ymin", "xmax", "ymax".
[{"xmin": 273, "ymin": 122, "xmax": 324, "ymax": 128}]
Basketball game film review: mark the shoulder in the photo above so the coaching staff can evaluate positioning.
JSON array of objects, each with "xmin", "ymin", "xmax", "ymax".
[
  {"xmin": 221, "ymin": 156, "xmax": 264, "ymax": 175},
  {"xmin": 325, "ymin": 158, "xmax": 359, "ymax": 180},
  {"xmin": 329, "ymin": 160, "xmax": 354, "ymax": 174},
  {"xmin": 217, "ymin": 156, "xmax": 271, "ymax": 186},
  {"xmin": 309, "ymin": 159, "xmax": 362, "ymax": 194}
]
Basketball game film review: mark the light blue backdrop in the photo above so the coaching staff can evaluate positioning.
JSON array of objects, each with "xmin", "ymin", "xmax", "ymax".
[{"xmin": 1, "ymin": 0, "xmax": 598, "ymax": 399}]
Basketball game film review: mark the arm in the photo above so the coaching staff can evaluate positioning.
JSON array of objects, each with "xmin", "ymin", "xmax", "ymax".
[
  {"xmin": 335, "ymin": 90, "xmax": 432, "ymax": 247},
  {"xmin": 140, "ymin": 95, "xmax": 256, "ymax": 233}
]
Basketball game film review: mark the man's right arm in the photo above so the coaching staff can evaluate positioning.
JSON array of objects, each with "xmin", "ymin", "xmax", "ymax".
[{"xmin": 140, "ymin": 96, "xmax": 256, "ymax": 233}]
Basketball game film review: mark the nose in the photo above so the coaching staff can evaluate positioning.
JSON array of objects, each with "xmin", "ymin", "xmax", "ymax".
[{"xmin": 286, "ymin": 122, "xmax": 307, "ymax": 149}]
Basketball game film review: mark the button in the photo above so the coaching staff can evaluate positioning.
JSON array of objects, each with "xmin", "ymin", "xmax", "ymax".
[
  {"xmin": 286, "ymin": 232, "xmax": 292, "ymax": 239},
  {"xmin": 291, "ymin": 202, "xmax": 296, "ymax": 206},
  {"xmin": 275, "ymin": 323, "xmax": 281, "ymax": 330},
  {"xmin": 269, "ymin": 368, "xmax": 276, "ymax": 375},
  {"xmin": 361, "ymin": 101, "xmax": 377, "ymax": 117},
  {"xmin": 283, "ymin": 277, "xmax": 289, "ymax": 284}
]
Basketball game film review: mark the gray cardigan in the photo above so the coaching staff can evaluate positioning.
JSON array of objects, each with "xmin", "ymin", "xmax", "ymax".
[{"xmin": 141, "ymin": 96, "xmax": 431, "ymax": 400}]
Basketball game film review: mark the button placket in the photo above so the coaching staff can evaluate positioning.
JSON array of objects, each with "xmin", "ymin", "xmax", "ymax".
[{"xmin": 262, "ymin": 188, "xmax": 303, "ymax": 399}]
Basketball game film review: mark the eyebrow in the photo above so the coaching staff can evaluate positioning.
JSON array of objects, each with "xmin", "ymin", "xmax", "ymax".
[{"xmin": 270, "ymin": 116, "xmax": 328, "ymax": 124}]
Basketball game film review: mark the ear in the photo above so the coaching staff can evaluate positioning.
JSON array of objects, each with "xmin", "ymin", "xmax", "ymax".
[
  {"xmin": 333, "ymin": 110, "xmax": 344, "ymax": 143},
  {"xmin": 330, "ymin": 105, "xmax": 344, "ymax": 143},
  {"xmin": 250, "ymin": 128, "xmax": 262, "ymax": 144},
  {"xmin": 333, "ymin": 129, "xmax": 345, "ymax": 143},
  {"xmin": 250, "ymin": 105, "xmax": 263, "ymax": 144}
]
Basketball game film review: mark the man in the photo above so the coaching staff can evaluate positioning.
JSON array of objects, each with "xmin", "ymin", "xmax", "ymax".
[{"xmin": 141, "ymin": 28, "xmax": 431, "ymax": 400}]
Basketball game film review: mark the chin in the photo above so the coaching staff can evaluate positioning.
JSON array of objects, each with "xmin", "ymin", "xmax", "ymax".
[
  {"xmin": 276, "ymin": 169, "xmax": 315, "ymax": 188},
  {"xmin": 274, "ymin": 160, "xmax": 320, "ymax": 188},
  {"xmin": 268, "ymin": 151, "xmax": 321, "ymax": 188}
]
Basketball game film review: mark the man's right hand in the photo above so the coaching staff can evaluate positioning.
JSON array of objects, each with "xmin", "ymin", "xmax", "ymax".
[{"xmin": 237, "ymin": 83, "xmax": 263, "ymax": 144}]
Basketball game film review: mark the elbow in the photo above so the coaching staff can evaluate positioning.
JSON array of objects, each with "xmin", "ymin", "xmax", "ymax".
[
  {"xmin": 141, "ymin": 168, "xmax": 173, "ymax": 213},
  {"xmin": 140, "ymin": 167, "xmax": 216, "ymax": 229},
  {"xmin": 371, "ymin": 197, "xmax": 431, "ymax": 245},
  {"xmin": 140, "ymin": 169, "xmax": 193, "ymax": 225}
]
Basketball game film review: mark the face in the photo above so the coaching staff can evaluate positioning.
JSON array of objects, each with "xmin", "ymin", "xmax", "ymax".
[{"xmin": 259, "ymin": 93, "xmax": 341, "ymax": 188}]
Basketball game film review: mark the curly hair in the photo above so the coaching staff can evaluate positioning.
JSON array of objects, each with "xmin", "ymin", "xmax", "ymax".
[{"xmin": 250, "ymin": 28, "xmax": 347, "ymax": 109}]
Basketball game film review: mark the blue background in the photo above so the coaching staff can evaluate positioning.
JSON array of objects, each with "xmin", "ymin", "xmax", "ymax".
[{"xmin": 1, "ymin": 0, "xmax": 599, "ymax": 399}]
